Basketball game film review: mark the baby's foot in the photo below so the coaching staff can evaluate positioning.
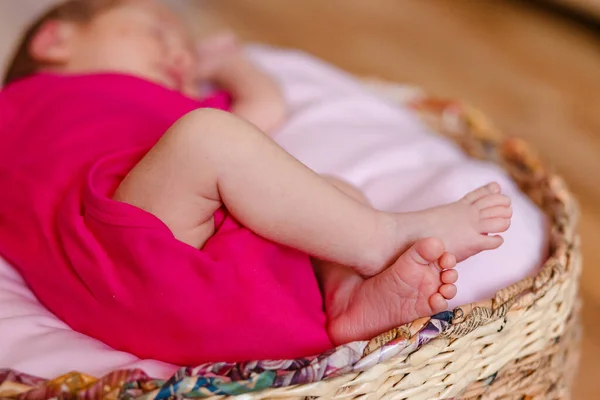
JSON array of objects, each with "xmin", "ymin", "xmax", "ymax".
[
  {"xmin": 327, "ymin": 238, "xmax": 457, "ymax": 345},
  {"xmin": 398, "ymin": 182, "xmax": 512, "ymax": 264}
]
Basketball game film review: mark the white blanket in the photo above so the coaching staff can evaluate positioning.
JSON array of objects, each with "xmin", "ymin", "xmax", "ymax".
[{"xmin": 0, "ymin": 46, "xmax": 547, "ymax": 379}]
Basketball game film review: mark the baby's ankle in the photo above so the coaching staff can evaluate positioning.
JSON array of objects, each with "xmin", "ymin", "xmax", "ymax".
[{"xmin": 353, "ymin": 211, "xmax": 406, "ymax": 277}]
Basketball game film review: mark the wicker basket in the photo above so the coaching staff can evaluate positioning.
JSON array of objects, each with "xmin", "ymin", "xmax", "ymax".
[{"xmin": 0, "ymin": 82, "xmax": 582, "ymax": 400}]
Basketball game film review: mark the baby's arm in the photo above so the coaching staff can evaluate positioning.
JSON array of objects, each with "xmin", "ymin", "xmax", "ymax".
[
  {"xmin": 198, "ymin": 35, "xmax": 287, "ymax": 134},
  {"xmin": 214, "ymin": 54, "xmax": 286, "ymax": 133}
]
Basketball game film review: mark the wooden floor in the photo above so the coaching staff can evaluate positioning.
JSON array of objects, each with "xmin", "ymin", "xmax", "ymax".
[{"xmin": 193, "ymin": 1, "xmax": 600, "ymax": 397}]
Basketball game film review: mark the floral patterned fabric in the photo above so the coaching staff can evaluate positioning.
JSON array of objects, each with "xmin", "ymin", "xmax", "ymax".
[{"xmin": 0, "ymin": 313, "xmax": 452, "ymax": 399}]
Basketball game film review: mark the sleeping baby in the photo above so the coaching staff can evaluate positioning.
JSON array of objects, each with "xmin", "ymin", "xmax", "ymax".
[{"xmin": 0, "ymin": 0, "xmax": 512, "ymax": 364}]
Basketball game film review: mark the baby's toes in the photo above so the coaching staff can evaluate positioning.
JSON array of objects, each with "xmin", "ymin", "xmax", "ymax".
[
  {"xmin": 411, "ymin": 237, "xmax": 446, "ymax": 265},
  {"xmin": 481, "ymin": 217, "xmax": 511, "ymax": 233},
  {"xmin": 477, "ymin": 234, "xmax": 504, "ymax": 251},
  {"xmin": 441, "ymin": 269, "xmax": 458, "ymax": 284},
  {"xmin": 438, "ymin": 252, "xmax": 457, "ymax": 270},
  {"xmin": 429, "ymin": 293, "xmax": 448, "ymax": 314},
  {"xmin": 464, "ymin": 182, "xmax": 501, "ymax": 203},
  {"xmin": 474, "ymin": 194, "xmax": 511, "ymax": 210},
  {"xmin": 439, "ymin": 284, "xmax": 457, "ymax": 300},
  {"xmin": 480, "ymin": 205, "xmax": 513, "ymax": 219}
]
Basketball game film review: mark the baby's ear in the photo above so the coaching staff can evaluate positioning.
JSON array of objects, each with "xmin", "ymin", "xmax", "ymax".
[{"xmin": 29, "ymin": 20, "xmax": 77, "ymax": 64}]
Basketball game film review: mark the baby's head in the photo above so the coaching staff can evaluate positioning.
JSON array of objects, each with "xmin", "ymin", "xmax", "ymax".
[{"xmin": 4, "ymin": 0, "xmax": 198, "ymax": 95}]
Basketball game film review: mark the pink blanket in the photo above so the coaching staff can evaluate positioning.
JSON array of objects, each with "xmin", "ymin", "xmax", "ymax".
[{"xmin": 0, "ymin": 46, "xmax": 547, "ymax": 379}]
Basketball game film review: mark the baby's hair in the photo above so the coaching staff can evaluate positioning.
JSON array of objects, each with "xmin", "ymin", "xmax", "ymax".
[{"xmin": 2, "ymin": 0, "xmax": 123, "ymax": 86}]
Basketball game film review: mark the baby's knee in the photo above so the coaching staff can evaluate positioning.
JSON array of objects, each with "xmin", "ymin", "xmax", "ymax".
[
  {"xmin": 168, "ymin": 108, "xmax": 231, "ymax": 141},
  {"xmin": 167, "ymin": 108, "xmax": 261, "ymax": 152},
  {"xmin": 179, "ymin": 107, "xmax": 230, "ymax": 125}
]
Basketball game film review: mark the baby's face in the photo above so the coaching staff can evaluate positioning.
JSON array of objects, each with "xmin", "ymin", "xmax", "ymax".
[{"xmin": 63, "ymin": 0, "xmax": 199, "ymax": 96}]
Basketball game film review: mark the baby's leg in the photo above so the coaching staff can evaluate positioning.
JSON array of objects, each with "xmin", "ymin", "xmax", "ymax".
[
  {"xmin": 114, "ymin": 109, "xmax": 399, "ymax": 273},
  {"xmin": 114, "ymin": 109, "xmax": 511, "ymax": 278},
  {"xmin": 322, "ymin": 177, "xmax": 368, "ymax": 205}
]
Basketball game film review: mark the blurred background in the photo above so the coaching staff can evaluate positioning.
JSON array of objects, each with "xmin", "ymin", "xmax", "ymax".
[{"xmin": 1, "ymin": 0, "xmax": 599, "ymax": 398}]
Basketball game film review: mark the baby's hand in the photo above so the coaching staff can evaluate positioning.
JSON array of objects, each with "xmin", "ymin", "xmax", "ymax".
[
  {"xmin": 196, "ymin": 32, "xmax": 287, "ymax": 133},
  {"xmin": 197, "ymin": 33, "xmax": 242, "ymax": 80}
]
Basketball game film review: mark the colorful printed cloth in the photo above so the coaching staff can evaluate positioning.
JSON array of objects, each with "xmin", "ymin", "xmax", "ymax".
[{"xmin": 0, "ymin": 313, "xmax": 452, "ymax": 399}]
